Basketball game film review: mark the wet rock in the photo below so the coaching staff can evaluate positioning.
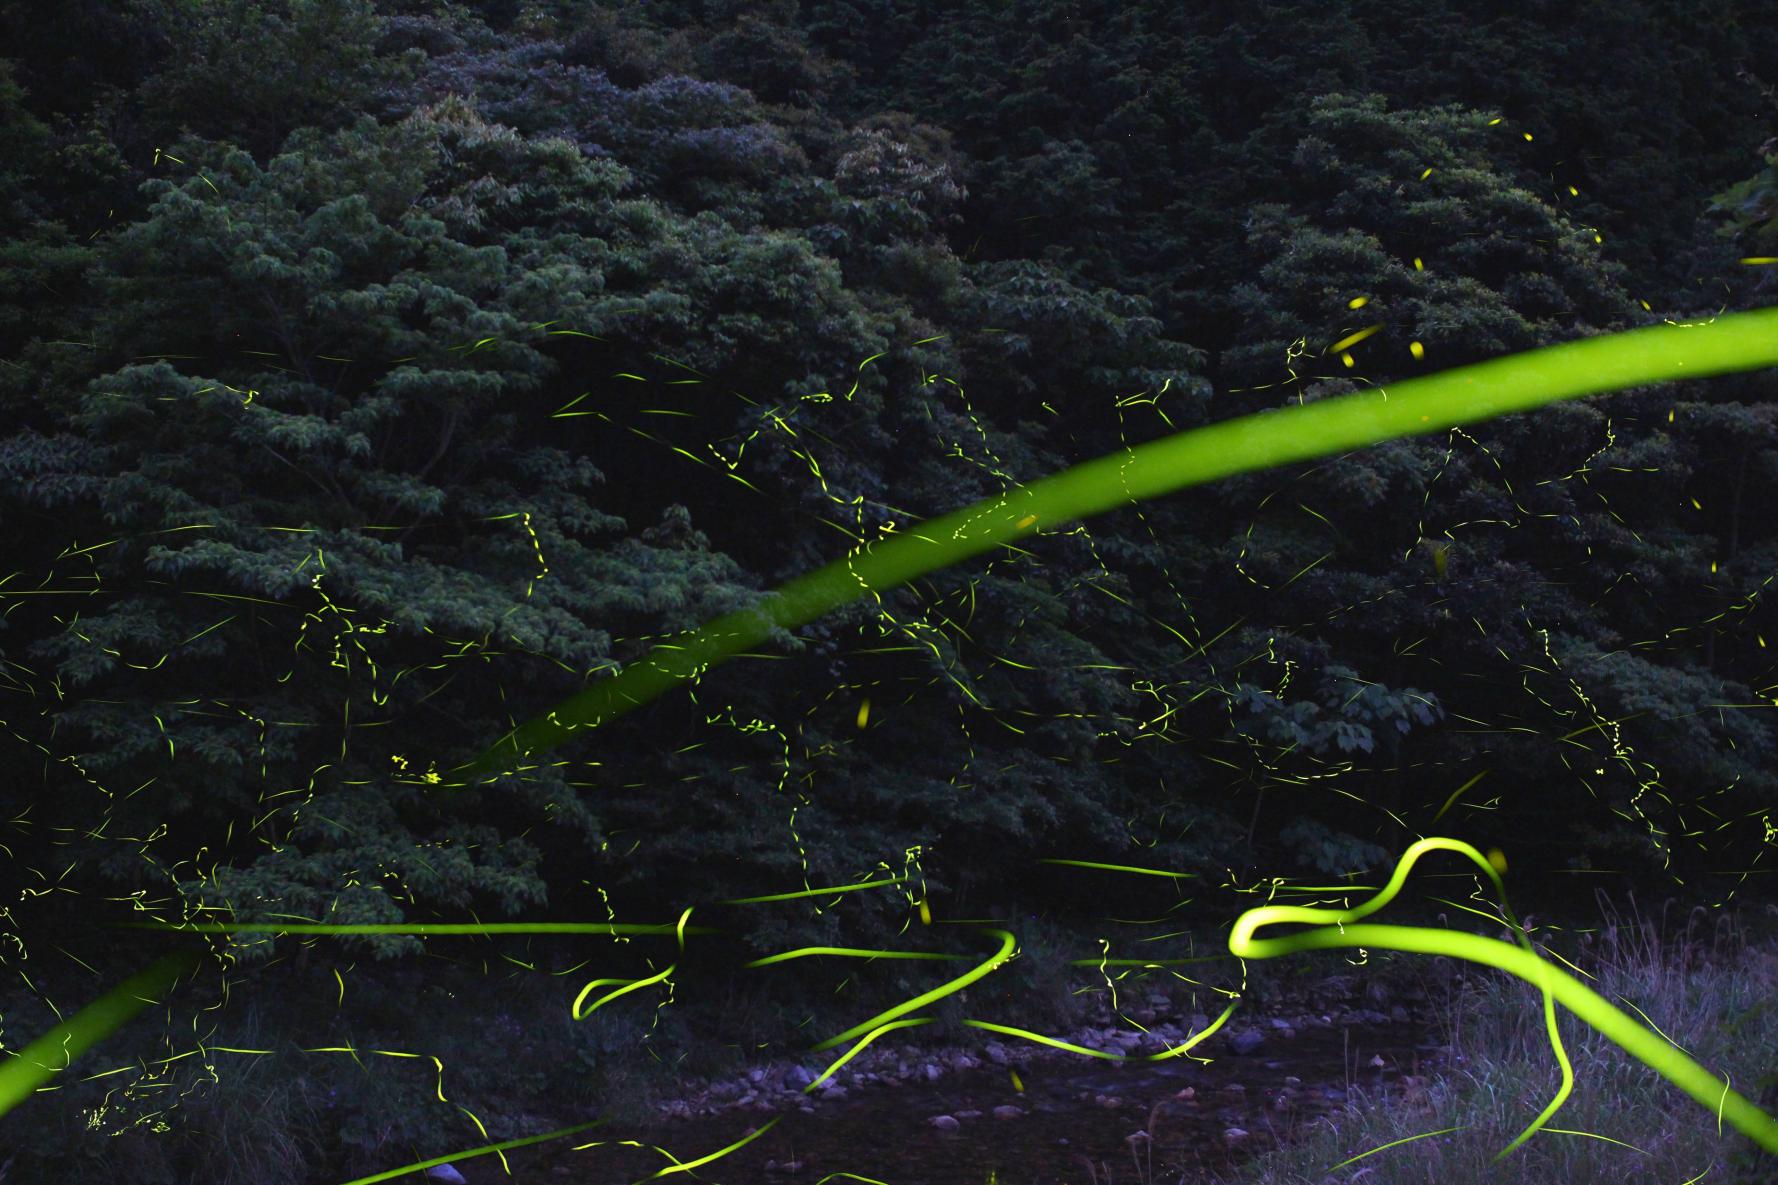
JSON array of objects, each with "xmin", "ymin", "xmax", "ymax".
[
  {"xmin": 1132, "ymin": 1007, "xmax": 1158, "ymax": 1025},
  {"xmin": 818, "ymin": 1085, "xmax": 848, "ymax": 1101},
  {"xmin": 984, "ymin": 1041, "xmax": 1010, "ymax": 1065},
  {"xmin": 954, "ymin": 1109, "xmax": 984, "ymax": 1120},
  {"xmin": 1220, "ymin": 1082, "xmax": 1246, "ymax": 1097},
  {"xmin": 1390, "ymin": 1004, "xmax": 1411, "ymax": 1023},
  {"xmin": 1146, "ymin": 991, "xmax": 1171, "ymax": 1009},
  {"xmin": 1174, "ymin": 1087, "xmax": 1195, "ymax": 1100},
  {"xmin": 424, "ymin": 1167, "xmax": 467, "ymax": 1185},
  {"xmin": 1283, "ymin": 1075, "xmax": 1302, "ymax": 1088},
  {"xmin": 1094, "ymin": 1094, "xmax": 1123, "ymax": 1108},
  {"xmin": 992, "ymin": 1104, "xmax": 1026, "ymax": 1120},
  {"xmin": 785, "ymin": 1065, "xmax": 818, "ymax": 1090},
  {"xmin": 922, "ymin": 1062, "xmax": 943, "ymax": 1082},
  {"xmin": 1224, "ymin": 1126, "xmax": 1250, "ymax": 1145},
  {"xmin": 747, "ymin": 1068, "xmax": 766, "ymax": 1086},
  {"xmin": 1230, "ymin": 1030, "xmax": 1265, "ymax": 1055},
  {"xmin": 1268, "ymin": 1017, "xmax": 1293, "ymax": 1030},
  {"xmin": 928, "ymin": 1113, "xmax": 963, "ymax": 1132}
]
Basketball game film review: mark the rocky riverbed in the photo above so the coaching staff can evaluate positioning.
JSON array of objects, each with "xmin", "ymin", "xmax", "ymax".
[{"xmin": 517, "ymin": 973, "xmax": 1461, "ymax": 1184}]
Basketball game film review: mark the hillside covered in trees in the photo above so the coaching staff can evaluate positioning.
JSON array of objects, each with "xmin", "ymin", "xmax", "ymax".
[{"xmin": 3, "ymin": 1, "xmax": 1778, "ymax": 1180}]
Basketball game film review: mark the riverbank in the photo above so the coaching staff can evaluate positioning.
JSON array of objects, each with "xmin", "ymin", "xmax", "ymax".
[{"xmin": 504, "ymin": 893, "xmax": 1778, "ymax": 1184}]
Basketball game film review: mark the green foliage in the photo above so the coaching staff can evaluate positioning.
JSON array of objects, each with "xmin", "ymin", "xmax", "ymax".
[{"xmin": 4, "ymin": 0, "xmax": 1778, "ymax": 1169}]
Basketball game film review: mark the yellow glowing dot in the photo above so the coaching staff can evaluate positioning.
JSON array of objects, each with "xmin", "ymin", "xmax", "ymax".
[
  {"xmin": 1348, "ymin": 295, "xmax": 1369, "ymax": 309},
  {"xmin": 1420, "ymin": 415, "xmax": 1429, "ymax": 422},
  {"xmin": 1341, "ymin": 352, "xmax": 1355, "ymax": 368},
  {"xmin": 918, "ymin": 899, "xmax": 931, "ymax": 925},
  {"xmin": 1668, "ymin": 408, "xmax": 1675, "ymax": 423},
  {"xmin": 1523, "ymin": 132, "xmax": 1533, "ymax": 141},
  {"xmin": 1015, "ymin": 514, "xmax": 1038, "ymax": 529},
  {"xmin": 1691, "ymin": 498, "xmax": 1702, "ymax": 510},
  {"xmin": 1488, "ymin": 117, "xmax": 1503, "ymax": 126},
  {"xmin": 1711, "ymin": 561, "xmax": 1718, "ymax": 573},
  {"xmin": 1410, "ymin": 341, "xmax": 1425, "ymax": 360},
  {"xmin": 856, "ymin": 698, "xmax": 871, "ymax": 729},
  {"xmin": 1413, "ymin": 256, "xmax": 1424, "ymax": 271},
  {"xmin": 1010, "ymin": 1069, "xmax": 1025, "ymax": 1092},
  {"xmin": 1568, "ymin": 185, "xmax": 1579, "ymax": 196},
  {"xmin": 1759, "ymin": 634, "xmax": 1767, "ymax": 649},
  {"xmin": 1485, "ymin": 847, "xmax": 1508, "ymax": 874},
  {"xmin": 1420, "ymin": 167, "xmax": 1433, "ymax": 180},
  {"xmin": 1639, "ymin": 299, "xmax": 1651, "ymax": 310},
  {"xmin": 1594, "ymin": 233, "xmax": 1603, "ymax": 243}
]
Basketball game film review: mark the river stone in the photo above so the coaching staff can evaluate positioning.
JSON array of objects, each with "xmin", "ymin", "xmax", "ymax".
[
  {"xmin": 923, "ymin": 1062, "xmax": 943, "ymax": 1082},
  {"xmin": 1268, "ymin": 1017, "xmax": 1292, "ymax": 1030},
  {"xmin": 1230, "ymin": 1030, "xmax": 1265, "ymax": 1055},
  {"xmin": 819, "ymin": 1085, "xmax": 849, "ymax": 1101},
  {"xmin": 1224, "ymin": 1127, "xmax": 1250, "ymax": 1145},
  {"xmin": 424, "ymin": 1167, "xmax": 467, "ymax": 1185},
  {"xmin": 992, "ymin": 1104, "xmax": 1025, "ymax": 1120},
  {"xmin": 954, "ymin": 1109, "xmax": 984, "ymax": 1120},
  {"xmin": 747, "ymin": 1067, "xmax": 766, "ymax": 1085},
  {"xmin": 984, "ymin": 1041, "xmax": 1010, "ymax": 1065},
  {"xmin": 785, "ymin": 1064, "xmax": 818, "ymax": 1090},
  {"xmin": 928, "ymin": 1114, "xmax": 961, "ymax": 1132}
]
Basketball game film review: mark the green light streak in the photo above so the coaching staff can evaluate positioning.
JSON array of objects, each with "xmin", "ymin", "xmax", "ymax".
[
  {"xmin": 0, "ymin": 952, "xmax": 199, "ymax": 1114},
  {"xmin": 1229, "ymin": 838, "xmax": 1778, "ymax": 1160},
  {"xmin": 455, "ymin": 308, "xmax": 1778, "ymax": 776}
]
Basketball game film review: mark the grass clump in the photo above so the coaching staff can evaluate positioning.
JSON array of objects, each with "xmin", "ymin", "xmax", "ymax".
[{"xmin": 1209, "ymin": 892, "xmax": 1778, "ymax": 1185}]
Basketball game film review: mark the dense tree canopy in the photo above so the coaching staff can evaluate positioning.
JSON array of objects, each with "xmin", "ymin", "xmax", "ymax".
[{"xmin": 2, "ymin": 0, "xmax": 1776, "ymax": 1177}]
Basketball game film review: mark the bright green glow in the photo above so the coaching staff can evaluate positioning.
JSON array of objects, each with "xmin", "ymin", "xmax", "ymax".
[
  {"xmin": 335, "ymin": 1119, "xmax": 608, "ymax": 1185},
  {"xmin": 962, "ymin": 1001, "xmax": 1237, "ymax": 1062},
  {"xmin": 455, "ymin": 308, "xmax": 1778, "ymax": 776},
  {"xmin": 0, "ymin": 952, "xmax": 199, "ymax": 1114},
  {"xmin": 1036, "ymin": 858, "xmax": 1200, "ymax": 878},
  {"xmin": 806, "ymin": 1018, "xmax": 935, "ymax": 1093},
  {"xmin": 1229, "ymin": 838, "xmax": 1778, "ymax": 1160},
  {"xmin": 745, "ymin": 946, "xmax": 970, "ymax": 967},
  {"xmin": 17, "ymin": 309, "xmax": 1778, "ymax": 1175},
  {"xmin": 810, "ymin": 929, "xmax": 1017, "ymax": 1053}
]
